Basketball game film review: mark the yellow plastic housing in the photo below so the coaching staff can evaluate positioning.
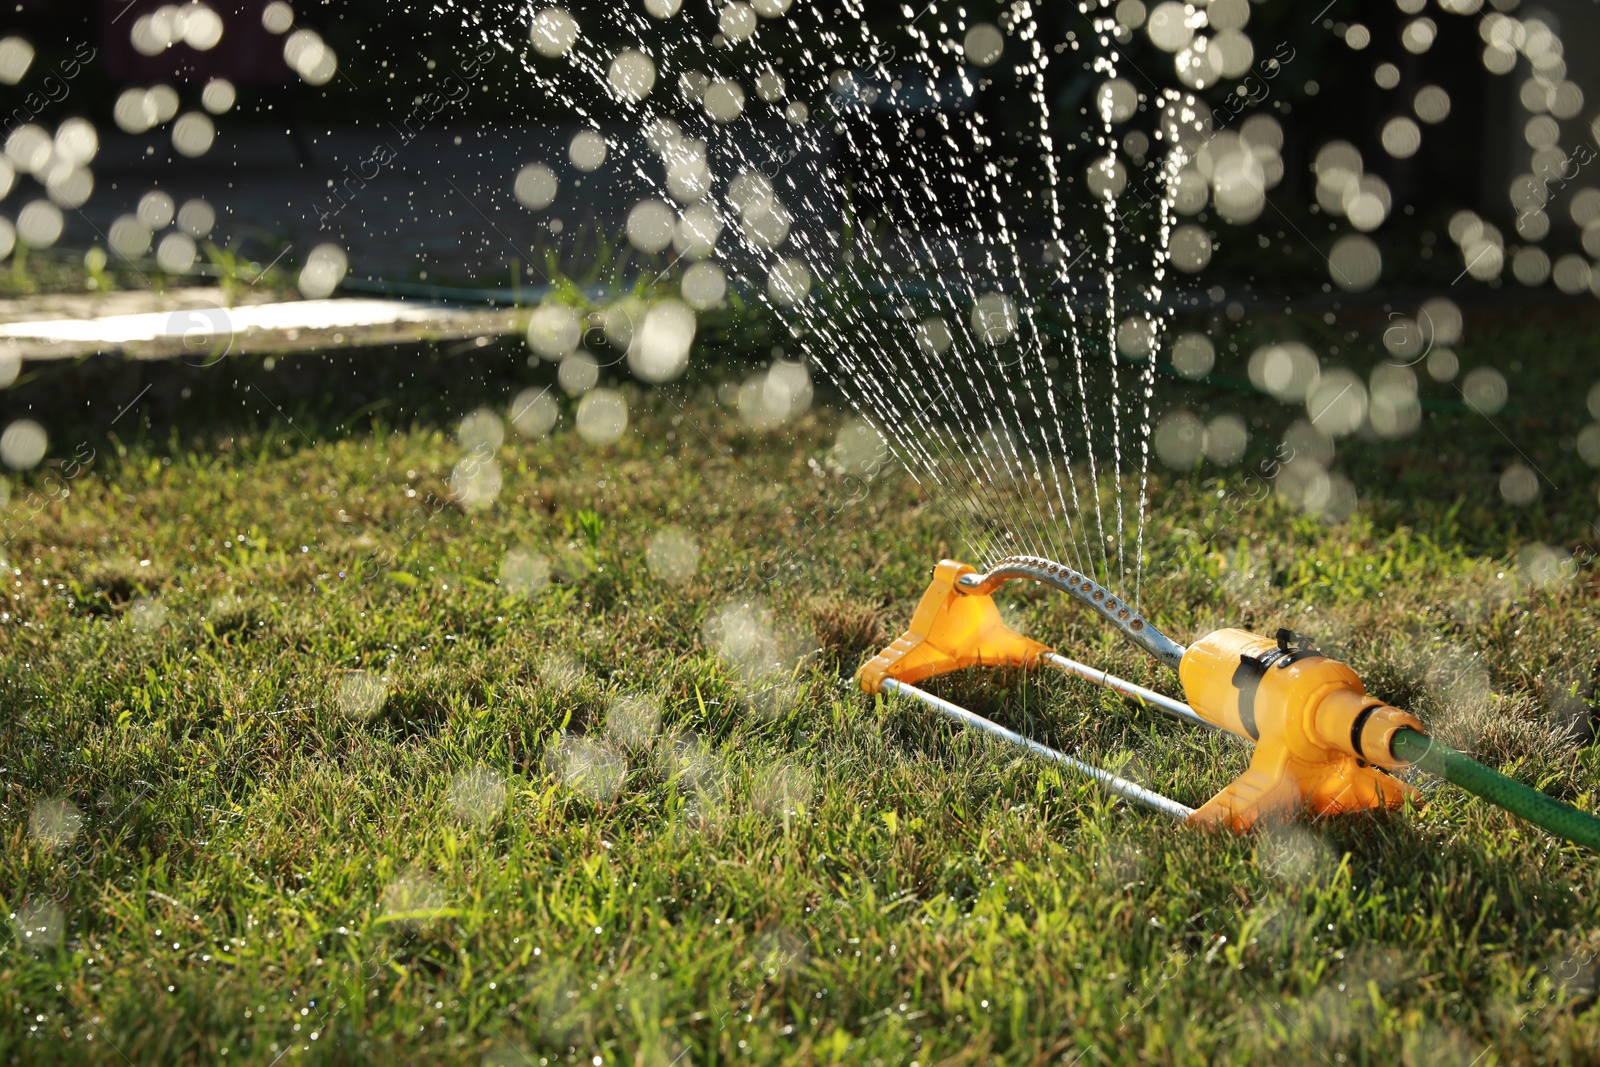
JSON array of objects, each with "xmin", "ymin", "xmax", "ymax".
[
  {"xmin": 1178, "ymin": 628, "xmax": 1424, "ymax": 830},
  {"xmin": 857, "ymin": 560, "xmax": 1050, "ymax": 694}
]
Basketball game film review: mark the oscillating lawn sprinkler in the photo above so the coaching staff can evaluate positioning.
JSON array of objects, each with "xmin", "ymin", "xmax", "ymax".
[{"xmin": 859, "ymin": 557, "xmax": 1600, "ymax": 851}]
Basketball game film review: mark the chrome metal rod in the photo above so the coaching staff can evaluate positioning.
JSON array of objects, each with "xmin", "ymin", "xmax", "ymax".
[
  {"xmin": 1043, "ymin": 653, "xmax": 1218, "ymax": 733},
  {"xmin": 955, "ymin": 555, "xmax": 1187, "ymax": 670},
  {"xmin": 881, "ymin": 678, "xmax": 1195, "ymax": 821}
]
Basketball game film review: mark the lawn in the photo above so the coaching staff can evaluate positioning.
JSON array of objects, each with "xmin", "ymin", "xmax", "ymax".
[{"xmin": 2, "ymin": 317, "xmax": 1599, "ymax": 1066}]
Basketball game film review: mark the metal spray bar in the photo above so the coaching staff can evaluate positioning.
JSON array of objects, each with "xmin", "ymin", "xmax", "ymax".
[{"xmin": 955, "ymin": 554, "xmax": 1188, "ymax": 669}]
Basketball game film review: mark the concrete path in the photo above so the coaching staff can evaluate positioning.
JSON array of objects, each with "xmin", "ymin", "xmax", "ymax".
[{"xmin": 0, "ymin": 287, "xmax": 521, "ymax": 360}]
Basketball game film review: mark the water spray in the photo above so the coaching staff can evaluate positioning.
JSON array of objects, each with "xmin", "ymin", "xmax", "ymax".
[{"xmin": 860, "ymin": 557, "xmax": 1600, "ymax": 851}]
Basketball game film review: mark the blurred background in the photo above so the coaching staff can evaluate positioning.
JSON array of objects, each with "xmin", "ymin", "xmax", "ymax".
[
  {"xmin": 6, "ymin": 0, "xmax": 1599, "ymax": 288},
  {"xmin": 2, "ymin": 0, "xmax": 1599, "ymax": 535}
]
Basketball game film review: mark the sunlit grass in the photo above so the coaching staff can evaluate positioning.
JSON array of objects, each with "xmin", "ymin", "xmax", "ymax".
[{"xmin": 1, "ymin": 325, "xmax": 1598, "ymax": 1065}]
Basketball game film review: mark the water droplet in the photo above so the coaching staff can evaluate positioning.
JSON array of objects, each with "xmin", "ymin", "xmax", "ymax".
[
  {"xmin": 1425, "ymin": 347, "xmax": 1459, "ymax": 383},
  {"xmin": 148, "ymin": 85, "xmax": 180, "ymax": 123},
  {"xmin": 1096, "ymin": 78, "xmax": 1138, "ymax": 123},
  {"xmin": 334, "ymin": 669, "xmax": 387, "ymax": 719},
  {"xmin": 499, "ymin": 549, "xmax": 551, "ymax": 596},
  {"xmin": 526, "ymin": 302, "xmax": 581, "ymax": 361},
  {"xmin": 568, "ymin": 130, "xmax": 607, "ymax": 171},
  {"xmin": 261, "ymin": 1, "xmax": 294, "ymax": 33},
  {"xmin": 1380, "ymin": 116, "xmax": 1421, "ymax": 160},
  {"xmin": 126, "ymin": 597, "xmax": 168, "ymax": 633},
  {"xmin": 1085, "ymin": 154, "xmax": 1127, "ymax": 199},
  {"xmin": 381, "ymin": 869, "xmax": 444, "ymax": 926},
  {"xmin": 457, "ymin": 408, "xmax": 505, "ymax": 454},
  {"xmin": 1462, "ymin": 366, "xmax": 1508, "ymax": 414},
  {"xmin": 510, "ymin": 388, "xmax": 559, "ymax": 439},
  {"xmin": 704, "ymin": 78, "xmax": 747, "ymax": 122},
  {"xmin": 604, "ymin": 692, "xmax": 662, "ymax": 751},
  {"xmin": 514, "ymin": 162, "xmax": 558, "ymax": 210},
  {"xmin": 1115, "ymin": 315, "xmax": 1155, "ymax": 359},
  {"xmin": 157, "ymin": 232, "xmax": 197, "ymax": 273},
  {"xmin": 718, "ymin": 3, "xmax": 758, "ymax": 43},
  {"xmin": 13, "ymin": 899, "xmax": 64, "ymax": 954},
  {"xmin": 1204, "ymin": 414, "xmax": 1248, "ymax": 465},
  {"xmin": 1146, "ymin": 2, "xmax": 1193, "ymax": 52},
  {"xmin": 1522, "ymin": 544, "xmax": 1572, "ymax": 588},
  {"xmin": 447, "ymin": 766, "xmax": 507, "ymax": 828},
  {"xmin": 53, "ymin": 117, "xmax": 98, "ymax": 167},
  {"xmin": 297, "ymin": 243, "xmax": 348, "ymax": 299},
  {"xmin": 755, "ymin": 71, "xmax": 785, "ymax": 101},
  {"xmin": 607, "ymin": 49, "xmax": 657, "ymax": 103},
  {"xmin": 1153, "ymin": 409, "xmax": 1203, "ymax": 468},
  {"xmin": 646, "ymin": 526, "xmax": 700, "ymax": 583},
  {"xmin": 450, "ymin": 454, "xmax": 502, "ymax": 510},
  {"xmin": 1414, "ymin": 85, "xmax": 1451, "ymax": 124},
  {"xmin": 628, "ymin": 300, "xmax": 696, "ymax": 382},
  {"xmin": 0, "ymin": 36, "xmax": 34, "ymax": 85},
  {"xmin": 626, "ymin": 199, "xmax": 675, "ymax": 253},
  {"xmin": 1494, "ymin": 464, "xmax": 1537, "ymax": 505},
  {"xmin": 177, "ymin": 199, "xmax": 215, "ymax": 238},
  {"xmin": 1304, "ymin": 368, "xmax": 1368, "ymax": 438},
  {"xmin": 681, "ymin": 261, "xmax": 727, "ymax": 310},
  {"xmin": 575, "ymin": 389, "xmax": 628, "ymax": 445},
  {"xmin": 109, "ymin": 215, "xmax": 153, "ymax": 260},
  {"xmin": 200, "ymin": 78, "xmax": 236, "ymax": 116},
  {"xmin": 1327, "ymin": 234, "xmax": 1382, "ymax": 291},
  {"xmin": 970, "ymin": 292, "xmax": 1017, "ymax": 345},
  {"xmin": 284, "ymin": 28, "xmax": 337, "ymax": 85},
  {"xmin": 1168, "ymin": 224, "xmax": 1212, "ymax": 272},
  {"xmin": 1170, "ymin": 333, "xmax": 1214, "ymax": 378},
  {"xmin": 962, "ymin": 22, "xmax": 1005, "ymax": 66},
  {"xmin": 0, "ymin": 419, "xmax": 46, "ymax": 469},
  {"xmin": 557, "ymin": 350, "xmax": 599, "ymax": 395},
  {"xmin": 829, "ymin": 419, "xmax": 888, "ymax": 476},
  {"xmin": 137, "ymin": 190, "xmax": 175, "ymax": 230},
  {"xmin": 28, "ymin": 798, "xmax": 83, "ymax": 851},
  {"xmin": 1248, "ymin": 342, "xmax": 1320, "ymax": 401},
  {"xmin": 5, "ymin": 125, "xmax": 51, "ymax": 175},
  {"xmin": 547, "ymin": 735, "xmax": 626, "ymax": 801},
  {"xmin": 1511, "ymin": 246, "xmax": 1550, "ymax": 287},
  {"xmin": 914, "ymin": 317, "xmax": 952, "ymax": 357},
  {"xmin": 1401, "ymin": 17, "xmax": 1437, "ymax": 55},
  {"xmin": 766, "ymin": 258, "xmax": 811, "ymax": 306},
  {"xmin": 752, "ymin": 759, "xmax": 814, "ymax": 817}
]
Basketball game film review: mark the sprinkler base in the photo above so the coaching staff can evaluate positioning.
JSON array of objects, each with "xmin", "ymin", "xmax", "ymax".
[{"xmin": 861, "ymin": 558, "xmax": 1424, "ymax": 831}]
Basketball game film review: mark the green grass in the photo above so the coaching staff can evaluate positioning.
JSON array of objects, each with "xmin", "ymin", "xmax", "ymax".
[{"xmin": 2, "ymin": 322, "xmax": 1599, "ymax": 1066}]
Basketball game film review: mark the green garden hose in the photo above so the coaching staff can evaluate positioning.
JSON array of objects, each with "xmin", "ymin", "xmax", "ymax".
[{"xmin": 1391, "ymin": 728, "xmax": 1600, "ymax": 853}]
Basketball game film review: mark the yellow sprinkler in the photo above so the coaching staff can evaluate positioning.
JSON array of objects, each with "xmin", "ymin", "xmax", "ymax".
[{"xmin": 860, "ymin": 556, "xmax": 1600, "ymax": 850}]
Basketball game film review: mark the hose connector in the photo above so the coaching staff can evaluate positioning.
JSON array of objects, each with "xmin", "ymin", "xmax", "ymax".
[{"xmin": 1312, "ymin": 690, "xmax": 1425, "ymax": 770}]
